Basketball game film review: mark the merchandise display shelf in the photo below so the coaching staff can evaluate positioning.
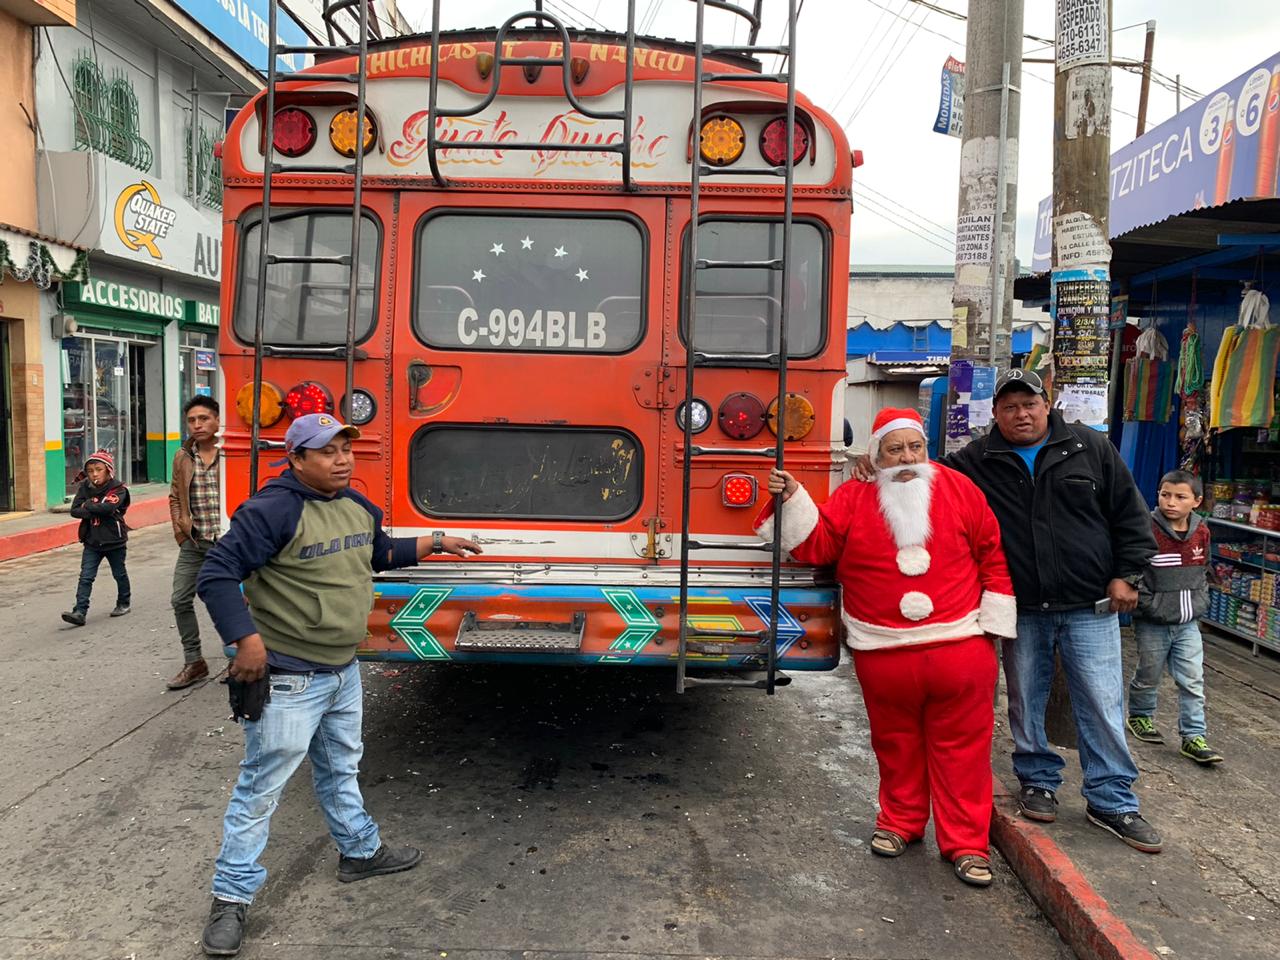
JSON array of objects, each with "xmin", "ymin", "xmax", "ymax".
[{"xmin": 1204, "ymin": 516, "xmax": 1280, "ymax": 656}]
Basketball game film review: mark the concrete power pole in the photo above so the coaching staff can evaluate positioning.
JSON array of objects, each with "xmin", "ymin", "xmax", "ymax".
[
  {"xmin": 1045, "ymin": 0, "xmax": 1114, "ymax": 746},
  {"xmin": 947, "ymin": 0, "xmax": 1022, "ymax": 451}
]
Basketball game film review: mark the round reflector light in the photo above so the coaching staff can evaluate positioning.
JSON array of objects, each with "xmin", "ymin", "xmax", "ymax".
[
  {"xmin": 759, "ymin": 117, "xmax": 810, "ymax": 167},
  {"xmin": 718, "ymin": 392, "xmax": 766, "ymax": 440},
  {"xmin": 236, "ymin": 381, "xmax": 285, "ymax": 427},
  {"xmin": 284, "ymin": 381, "xmax": 333, "ymax": 418},
  {"xmin": 767, "ymin": 393, "xmax": 816, "ymax": 440},
  {"xmin": 342, "ymin": 389, "xmax": 377, "ymax": 425},
  {"xmin": 676, "ymin": 398, "xmax": 712, "ymax": 434},
  {"xmin": 273, "ymin": 107, "xmax": 317, "ymax": 157},
  {"xmin": 329, "ymin": 108, "xmax": 377, "ymax": 158},
  {"xmin": 699, "ymin": 116, "xmax": 746, "ymax": 166},
  {"xmin": 722, "ymin": 474, "xmax": 758, "ymax": 508}
]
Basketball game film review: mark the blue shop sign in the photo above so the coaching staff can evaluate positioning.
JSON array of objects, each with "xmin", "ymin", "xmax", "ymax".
[{"xmin": 172, "ymin": 0, "xmax": 313, "ymax": 74}]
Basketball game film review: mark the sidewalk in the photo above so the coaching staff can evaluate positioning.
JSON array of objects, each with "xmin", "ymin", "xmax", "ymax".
[
  {"xmin": 0, "ymin": 483, "xmax": 171, "ymax": 562},
  {"xmin": 991, "ymin": 629, "xmax": 1280, "ymax": 960}
]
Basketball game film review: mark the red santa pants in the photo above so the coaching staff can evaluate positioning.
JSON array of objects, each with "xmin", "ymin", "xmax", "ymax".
[{"xmin": 852, "ymin": 634, "xmax": 998, "ymax": 860}]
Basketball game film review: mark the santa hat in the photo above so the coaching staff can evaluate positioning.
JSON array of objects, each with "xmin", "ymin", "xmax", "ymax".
[
  {"xmin": 867, "ymin": 407, "xmax": 926, "ymax": 460},
  {"xmin": 85, "ymin": 450, "xmax": 115, "ymax": 477}
]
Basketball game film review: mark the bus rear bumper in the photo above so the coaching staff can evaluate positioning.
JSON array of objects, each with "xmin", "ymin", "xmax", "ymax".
[{"xmin": 355, "ymin": 580, "xmax": 841, "ymax": 670}]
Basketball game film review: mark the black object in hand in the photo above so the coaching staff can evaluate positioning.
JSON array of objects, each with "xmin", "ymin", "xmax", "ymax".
[{"xmin": 223, "ymin": 675, "xmax": 271, "ymax": 723}]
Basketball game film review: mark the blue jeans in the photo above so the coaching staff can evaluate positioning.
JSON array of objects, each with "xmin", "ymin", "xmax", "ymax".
[
  {"xmin": 212, "ymin": 661, "xmax": 381, "ymax": 904},
  {"xmin": 74, "ymin": 546, "xmax": 130, "ymax": 612},
  {"xmin": 1003, "ymin": 609, "xmax": 1141, "ymax": 814},
  {"xmin": 1128, "ymin": 621, "xmax": 1207, "ymax": 739}
]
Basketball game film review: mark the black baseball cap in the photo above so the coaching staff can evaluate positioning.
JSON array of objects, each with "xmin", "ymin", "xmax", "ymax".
[{"xmin": 994, "ymin": 368, "xmax": 1047, "ymax": 400}]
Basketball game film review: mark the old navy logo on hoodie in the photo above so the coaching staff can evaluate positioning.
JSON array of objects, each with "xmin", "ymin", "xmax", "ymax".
[{"xmin": 298, "ymin": 531, "xmax": 374, "ymax": 559}]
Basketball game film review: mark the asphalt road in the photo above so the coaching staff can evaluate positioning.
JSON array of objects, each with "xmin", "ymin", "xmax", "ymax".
[{"xmin": 0, "ymin": 526, "xmax": 1072, "ymax": 959}]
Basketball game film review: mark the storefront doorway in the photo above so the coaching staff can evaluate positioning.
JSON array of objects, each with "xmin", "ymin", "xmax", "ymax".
[
  {"xmin": 61, "ymin": 333, "xmax": 155, "ymax": 494},
  {"xmin": 0, "ymin": 324, "xmax": 13, "ymax": 512}
]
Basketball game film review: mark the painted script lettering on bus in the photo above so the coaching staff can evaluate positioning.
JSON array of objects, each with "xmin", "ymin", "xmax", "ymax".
[
  {"xmin": 388, "ymin": 109, "xmax": 670, "ymax": 176},
  {"xmin": 457, "ymin": 309, "xmax": 607, "ymax": 349}
]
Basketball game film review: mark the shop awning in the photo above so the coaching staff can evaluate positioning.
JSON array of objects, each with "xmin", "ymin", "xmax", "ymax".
[{"xmin": 0, "ymin": 222, "xmax": 88, "ymax": 290}]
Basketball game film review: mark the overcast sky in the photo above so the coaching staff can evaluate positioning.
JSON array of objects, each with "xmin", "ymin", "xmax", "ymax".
[{"xmin": 395, "ymin": 1, "xmax": 1280, "ymax": 268}]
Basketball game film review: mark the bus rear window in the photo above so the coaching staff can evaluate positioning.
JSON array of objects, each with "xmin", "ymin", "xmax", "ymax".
[
  {"xmin": 682, "ymin": 220, "xmax": 827, "ymax": 359},
  {"xmin": 234, "ymin": 211, "xmax": 379, "ymax": 345},
  {"xmin": 414, "ymin": 213, "xmax": 645, "ymax": 353},
  {"xmin": 410, "ymin": 426, "xmax": 641, "ymax": 521}
]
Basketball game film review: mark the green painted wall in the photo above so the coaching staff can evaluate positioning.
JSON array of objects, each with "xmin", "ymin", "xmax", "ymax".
[{"xmin": 44, "ymin": 446, "xmax": 66, "ymax": 508}]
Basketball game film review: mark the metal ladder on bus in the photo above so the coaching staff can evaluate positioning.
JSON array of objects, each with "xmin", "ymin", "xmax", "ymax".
[
  {"xmin": 676, "ymin": 0, "xmax": 800, "ymax": 695},
  {"xmin": 248, "ymin": 0, "xmax": 379, "ymax": 492},
  {"xmin": 421, "ymin": 0, "xmax": 638, "ymax": 189}
]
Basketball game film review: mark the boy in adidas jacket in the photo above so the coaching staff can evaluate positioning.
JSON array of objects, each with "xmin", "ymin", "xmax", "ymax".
[
  {"xmin": 194, "ymin": 413, "xmax": 480, "ymax": 957},
  {"xmin": 1127, "ymin": 470, "xmax": 1223, "ymax": 766}
]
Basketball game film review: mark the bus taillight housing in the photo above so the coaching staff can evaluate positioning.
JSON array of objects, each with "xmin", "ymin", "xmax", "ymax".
[
  {"xmin": 760, "ymin": 117, "xmax": 809, "ymax": 167},
  {"xmin": 284, "ymin": 381, "xmax": 333, "ymax": 418},
  {"xmin": 273, "ymin": 108, "xmax": 317, "ymax": 157}
]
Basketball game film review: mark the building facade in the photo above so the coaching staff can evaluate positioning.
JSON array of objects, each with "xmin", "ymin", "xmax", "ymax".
[
  {"xmin": 33, "ymin": 0, "xmax": 263, "ymax": 506},
  {"xmin": 0, "ymin": 0, "xmax": 86, "ymax": 515}
]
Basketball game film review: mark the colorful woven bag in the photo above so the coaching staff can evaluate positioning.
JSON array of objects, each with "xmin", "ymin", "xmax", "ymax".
[
  {"xmin": 1123, "ymin": 326, "xmax": 1174, "ymax": 423},
  {"xmin": 1209, "ymin": 290, "xmax": 1280, "ymax": 429}
]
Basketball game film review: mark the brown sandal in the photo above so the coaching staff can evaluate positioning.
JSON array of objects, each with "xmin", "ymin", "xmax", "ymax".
[
  {"xmin": 870, "ymin": 829, "xmax": 907, "ymax": 857},
  {"xmin": 953, "ymin": 854, "xmax": 993, "ymax": 887}
]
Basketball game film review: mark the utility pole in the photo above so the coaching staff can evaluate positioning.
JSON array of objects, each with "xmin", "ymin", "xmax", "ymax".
[
  {"xmin": 1046, "ymin": 0, "xmax": 1114, "ymax": 746},
  {"xmin": 1135, "ymin": 20, "xmax": 1156, "ymax": 137},
  {"xmin": 946, "ymin": 0, "xmax": 1022, "ymax": 453}
]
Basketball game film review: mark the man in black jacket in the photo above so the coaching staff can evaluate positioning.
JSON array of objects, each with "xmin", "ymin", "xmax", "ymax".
[{"xmin": 943, "ymin": 370, "xmax": 1161, "ymax": 852}]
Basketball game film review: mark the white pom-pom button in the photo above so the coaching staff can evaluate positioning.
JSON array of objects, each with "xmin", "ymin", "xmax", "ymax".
[
  {"xmin": 896, "ymin": 545, "xmax": 931, "ymax": 576},
  {"xmin": 899, "ymin": 591, "xmax": 934, "ymax": 621}
]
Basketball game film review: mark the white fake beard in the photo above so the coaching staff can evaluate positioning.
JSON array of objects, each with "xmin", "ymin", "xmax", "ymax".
[{"xmin": 875, "ymin": 461, "xmax": 935, "ymax": 549}]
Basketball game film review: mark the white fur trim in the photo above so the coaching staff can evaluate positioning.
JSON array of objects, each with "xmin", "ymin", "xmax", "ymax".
[
  {"xmin": 753, "ymin": 484, "xmax": 820, "ymax": 555},
  {"xmin": 842, "ymin": 608, "xmax": 983, "ymax": 651},
  {"xmin": 896, "ymin": 545, "xmax": 931, "ymax": 576},
  {"xmin": 872, "ymin": 417, "xmax": 927, "ymax": 440},
  {"xmin": 977, "ymin": 590, "xmax": 1018, "ymax": 639},
  {"xmin": 899, "ymin": 591, "xmax": 934, "ymax": 621}
]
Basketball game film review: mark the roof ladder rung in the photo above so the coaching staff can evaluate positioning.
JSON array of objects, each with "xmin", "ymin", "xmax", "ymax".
[
  {"xmin": 287, "ymin": 72, "xmax": 360, "ymax": 83},
  {"xmin": 685, "ymin": 539, "xmax": 773, "ymax": 552},
  {"xmin": 266, "ymin": 253, "xmax": 352, "ymax": 266},
  {"xmin": 693, "ymin": 351, "xmax": 781, "ymax": 364},
  {"xmin": 695, "ymin": 258, "xmax": 783, "ymax": 270},
  {"xmin": 699, "ymin": 164, "xmax": 787, "ymax": 177},
  {"xmin": 689, "ymin": 446, "xmax": 777, "ymax": 458},
  {"xmin": 275, "ymin": 43, "xmax": 360, "ymax": 56},
  {"xmin": 270, "ymin": 162, "xmax": 358, "ymax": 174},
  {"xmin": 702, "ymin": 71, "xmax": 790, "ymax": 84},
  {"xmin": 705, "ymin": 44, "xmax": 789, "ymax": 57}
]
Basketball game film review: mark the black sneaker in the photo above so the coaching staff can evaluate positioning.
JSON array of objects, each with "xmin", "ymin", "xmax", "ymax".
[
  {"xmin": 1180, "ymin": 736, "xmax": 1224, "ymax": 764},
  {"xmin": 110, "ymin": 603, "xmax": 131, "ymax": 618},
  {"xmin": 61, "ymin": 609, "xmax": 86, "ymax": 627},
  {"xmin": 1018, "ymin": 786, "xmax": 1058, "ymax": 823},
  {"xmin": 1086, "ymin": 807, "xmax": 1163, "ymax": 853},
  {"xmin": 1126, "ymin": 715, "xmax": 1164, "ymax": 744},
  {"xmin": 201, "ymin": 898, "xmax": 248, "ymax": 957},
  {"xmin": 337, "ymin": 843, "xmax": 421, "ymax": 883}
]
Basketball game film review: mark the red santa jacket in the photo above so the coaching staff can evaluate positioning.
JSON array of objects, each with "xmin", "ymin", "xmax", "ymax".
[{"xmin": 754, "ymin": 465, "xmax": 1017, "ymax": 651}]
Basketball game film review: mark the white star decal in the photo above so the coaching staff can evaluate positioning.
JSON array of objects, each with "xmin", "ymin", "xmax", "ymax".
[
  {"xmin": 521, "ymin": 236, "xmax": 534, "ymax": 250},
  {"xmin": 472, "ymin": 269, "xmax": 486, "ymax": 282},
  {"xmin": 554, "ymin": 245, "xmax": 568, "ymax": 258},
  {"xmin": 489, "ymin": 242, "xmax": 505, "ymax": 256},
  {"xmin": 576, "ymin": 268, "xmax": 589, "ymax": 282}
]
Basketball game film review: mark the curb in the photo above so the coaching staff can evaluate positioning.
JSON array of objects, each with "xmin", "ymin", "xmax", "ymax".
[
  {"xmin": 0, "ymin": 495, "xmax": 171, "ymax": 563},
  {"xmin": 990, "ymin": 781, "xmax": 1156, "ymax": 960}
]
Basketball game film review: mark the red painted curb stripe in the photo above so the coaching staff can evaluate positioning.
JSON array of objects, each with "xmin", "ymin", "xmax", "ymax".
[
  {"xmin": 0, "ymin": 495, "xmax": 171, "ymax": 563},
  {"xmin": 991, "ymin": 781, "xmax": 1156, "ymax": 960}
]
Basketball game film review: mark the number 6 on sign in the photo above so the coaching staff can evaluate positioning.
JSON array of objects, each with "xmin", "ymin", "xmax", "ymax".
[{"xmin": 1237, "ymin": 68, "xmax": 1272, "ymax": 136}]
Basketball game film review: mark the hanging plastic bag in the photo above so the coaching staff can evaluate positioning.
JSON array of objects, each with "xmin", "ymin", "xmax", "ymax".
[
  {"xmin": 1123, "ymin": 325, "xmax": 1174, "ymax": 423},
  {"xmin": 1209, "ymin": 290, "xmax": 1280, "ymax": 429}
]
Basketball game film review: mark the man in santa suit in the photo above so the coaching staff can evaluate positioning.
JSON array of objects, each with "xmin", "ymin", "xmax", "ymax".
[{"xmin": 756, "ymin": 407, "xmax": 1017, "ymax": 887}]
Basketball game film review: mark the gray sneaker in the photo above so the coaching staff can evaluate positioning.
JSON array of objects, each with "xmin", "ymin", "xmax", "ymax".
[{"xmin": 1086, "ymin": 807, "xmax": 1163, "ymax": 853}]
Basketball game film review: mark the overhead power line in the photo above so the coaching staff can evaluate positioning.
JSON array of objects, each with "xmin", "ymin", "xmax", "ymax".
[
  {"xmin": 853, "ymin": 189, "xmax": 956, "ymax": 255},
  {"xmin": 857, "ymin": 182, "xmax": 955, "ymax": 238}
]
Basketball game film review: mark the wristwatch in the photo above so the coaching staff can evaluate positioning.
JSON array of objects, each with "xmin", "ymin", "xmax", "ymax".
[{"xmin": 432, "ymin": 531, "xmax": 445, "ymax": 554}]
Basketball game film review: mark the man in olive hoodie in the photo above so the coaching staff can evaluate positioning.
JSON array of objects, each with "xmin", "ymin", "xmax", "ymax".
[{"xmin": 195, "ymin": 413, "xmax": 481, "ymax": 957}]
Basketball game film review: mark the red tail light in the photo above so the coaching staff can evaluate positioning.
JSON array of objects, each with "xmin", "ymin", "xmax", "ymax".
[
  {"xmin": 284, "ymin": 381, "xmax": 333, "ymax": 417},
  {"xmin": 719, "ymin": 393, "xmax": 767, "ymax": 440},
  {"xmin": 760, "ymin": 117, "xmax": 809, "ymax": 166},
  {"xmin": 273, "ymin": 108, "xmax": 317, "ymax": 157},
  {"xmin": 722, "ymin": 474, "xmax": 758, "ymax": 508}
]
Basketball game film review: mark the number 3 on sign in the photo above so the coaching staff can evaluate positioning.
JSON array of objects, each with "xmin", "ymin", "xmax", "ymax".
[
  {"xmin": 1237, "ymin": 68, "xmax": 1272, "ymax": 137},
  {"xmin": 1200, "ymin": 92, "xmax": 1232, "ymax": 154}
]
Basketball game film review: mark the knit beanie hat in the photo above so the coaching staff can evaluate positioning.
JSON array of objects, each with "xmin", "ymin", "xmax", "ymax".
[{"xmin": 85, "ymin": 450, "xmax": 115, "ymax": 478}]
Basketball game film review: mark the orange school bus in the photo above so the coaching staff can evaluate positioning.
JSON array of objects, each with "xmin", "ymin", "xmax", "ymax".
[{"xmin": 217, "ymin": 9, "xmax": 853, "ymax": 684}]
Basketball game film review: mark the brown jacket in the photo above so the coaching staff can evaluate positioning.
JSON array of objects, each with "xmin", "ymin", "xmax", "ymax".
[{"xmin": 169, "ymin": 439, "xmax": 217, "ymax": 544}]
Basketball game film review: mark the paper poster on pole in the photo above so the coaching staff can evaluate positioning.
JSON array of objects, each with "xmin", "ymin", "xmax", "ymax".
[
  {"xmin": 1052, "ymin": 212, "xmax": 1112, "ymax": 269},
  {"xmin": 955, "ymin": 212, "xmax": 995, "ymax": 264},
  {"xmin": 1055, "ymin": 0, "xmax": 1109, "ymax": 72}
]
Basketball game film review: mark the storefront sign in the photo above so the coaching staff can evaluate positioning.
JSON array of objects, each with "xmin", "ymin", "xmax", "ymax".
[
  {"xmin": 100, "ymin": 163, "xmax": 223, "ymax": 282},
  {"xmin": 1034, "ymin": 50, "xmax": 1280, "ymax": 270},
  {"xmin": 184, "ymin": 300, "xmax": 221, "ymax": 327},
  {"xmin": 170, "ymin": 0, "xmax": 312, "ymax": 74},
  {"xmin": 66, "ymin": 279, "xmax": 184, "ymax": 321}
]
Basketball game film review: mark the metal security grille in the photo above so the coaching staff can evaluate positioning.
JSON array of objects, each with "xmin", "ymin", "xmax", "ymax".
[{"xmin": 71, "ymin": 55, "xmax": 153, "ymax": 172}]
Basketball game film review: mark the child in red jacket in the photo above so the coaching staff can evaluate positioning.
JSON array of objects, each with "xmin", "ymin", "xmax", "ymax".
[{"xmin": 61, "ymin": 450, "xmax": 131, "ymax": 626}]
